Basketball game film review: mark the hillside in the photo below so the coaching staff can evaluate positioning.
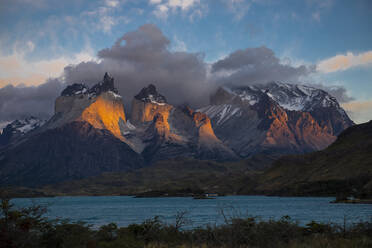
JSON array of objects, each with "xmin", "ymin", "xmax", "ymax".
[
  {"xmin": 0, "ymin": 155, "xmax": 277, "ymax": 197},
  {"xmin": 253, "ymin": 120, "xmax": 372, "ymax": 197}
]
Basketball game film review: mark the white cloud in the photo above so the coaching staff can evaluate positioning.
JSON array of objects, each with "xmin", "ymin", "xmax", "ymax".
[
  {"xmin": 82, "ymin": 0, "xmax": 127, "ymax": 33},
  {"xmin": 342, "ymin": 100, "xmax": 372, "ymax": 124},
  {"xmin": 167, "ymin": 0, "xmax": 199, "ymax": 10},
  {"xmin": 172, "ymin": 35, "xmax": 187, "ymax": 51},
  {"xmin": 105, "ymin": 0, "xmax": 119, "ymax": 7},
  {"xmin": 223, "ymin": 0, "xmax": 251, "ymax": 20},
  {"xmin": 317, "ymin": 51, "xmax": 372, "ymax": 73},
  {"xmin": 153, "ymin": 4, "xmax": 169, "ymax": 19},
  {"xmin": 149, "ymin": 0, "xmax": 162, "ymax": 4},
  {"xmin": 100, "ymin": 15, "xmax": 117, "ymax": 33},
  {"xmin": 150, "ymin": 0, "xmax": 202, "ymax": 20},
  {"xmin": 0, "ymin": 46, "xmax": 96, "ymax": 87},
  {"xmin": 307, "ymin": 0, "xmax": 333, "ymax": 22}
]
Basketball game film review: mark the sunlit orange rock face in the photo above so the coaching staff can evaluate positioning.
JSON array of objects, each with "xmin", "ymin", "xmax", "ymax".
[
  {"xmin": 152, "ymin": 113, "xmax": 171, "ymax": 138},
  {"xmin": 80, "ymin": 92, "xmax": 126, "ymax": 141},
  {"xmin": 191, "ymin": 110, "xmax": 221, "ymax": 144},
  {"xmin": 130, "ymin": 84, "xmax": 238, "ymax": 162},
  {"xmin": 258, "ymin": 98, "xmax": 336, "ymax": 152},
  {"xmin": 130, "ymin": 98, "xmax": 173, "ymax": 124},
  {"xmin": 201, "ymin": 85, "xmax": 347, "ymax": 157},
  {"xmin": 287, "ymin": 111, "xmax": 336, "ymax": 150},
  {"xmin": 50, "ymin": 73, "xmax": 128, "ymax": 142}
]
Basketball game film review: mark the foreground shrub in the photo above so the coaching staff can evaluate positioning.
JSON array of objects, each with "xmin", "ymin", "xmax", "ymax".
[{"xmin": 1, "ymin": 197, "xmax": 372, "ymax": 248}]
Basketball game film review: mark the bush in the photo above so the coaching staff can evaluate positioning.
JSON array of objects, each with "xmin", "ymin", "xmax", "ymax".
[{"xmin": 1, "ymin": 196, "xmax": 372, "ymax": 248}]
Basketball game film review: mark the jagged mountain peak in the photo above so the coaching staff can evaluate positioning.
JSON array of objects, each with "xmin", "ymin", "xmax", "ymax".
[
  {"xmin": 135, "ymin": 84, "xmax": 167, "ymax": 105},
  {"xmin": 48, "ymin": 73, "xmax": 127, "ymax": 143},
  {"xmin": 216, "ymin": 82, "xmax": 352, "ymax": 127},
  {"xmin": 61, "ymin": 83, "xmax": 88, "ymax": 96},
  {"xmin": 89, "ymin": 72, "xmax": 119, "ymax": 96},
  {"xmin": 198, "ymin": 81, "xmax": 354, "ymax": 157},
  {"xmin": 221, "ymin": 81, "xmax": 344, "ymax": 112},
  {"xmin": 61, "ymin": 73, "xmax": 120, "ymax": 98},
  {"xmin": 0, "ymin": 116, "xmax": 46, "ymax": 147},
  {"xmin": 4, "ymin": 116, "xmax": 46, "ymax": 134}
]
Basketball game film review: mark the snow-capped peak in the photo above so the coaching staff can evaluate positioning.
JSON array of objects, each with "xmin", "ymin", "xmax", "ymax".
[
  {"xmin": 3, "ymin": 116, "xmax": 46, "ymax": 134},
  {"xmin": 222, "ymin": 81, "xmax": 342, "ymax": 112},
  {"xmin": 200, "ymin": 81, "xmax": 352, "ymax": 127},
  {"xmin": 257, "ymin": 81, "xmax": 340, "ymax": 112}
]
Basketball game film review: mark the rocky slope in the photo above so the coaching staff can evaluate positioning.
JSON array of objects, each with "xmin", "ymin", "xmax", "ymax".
[
  {"xmin": 198, "ymin": 82, "xmax": 353, "ymax": 157},
  {"xmin": 0, "ymin": 121, "xmax": 143, "ymax": 187},
  {"xmin": 252, "ymin": 120, "xmax": 372, "ymax": 196},
  {"xmin": 0, "ymin": 117, "xmax": 46, "ymax": 147},
  {"xmin": 45, "ymin": 72, "xmax": 128, "ymax": 142},
  {"xmin": 127, "ymin": 85, "xmax": 238, "ymax": 162},
  {"xmin": 0, "ymin": 74, "xmax": 144, "ymax": 186}
]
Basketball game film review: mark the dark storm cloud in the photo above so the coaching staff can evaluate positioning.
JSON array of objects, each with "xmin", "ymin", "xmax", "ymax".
[
  {"xmin": 0, "ymin": 24, "xmax": 351, "ymax": 122},
  {"xmin": 0, "ymin": 78, "xmax": 64, "ymax": 121},
  {"xmin": 64, "ymin": 24, "xmax": 210, "ymax": 109},
  {"xmin": 211, "ymin": 46, "xmax": 315, "ymax": 85}
]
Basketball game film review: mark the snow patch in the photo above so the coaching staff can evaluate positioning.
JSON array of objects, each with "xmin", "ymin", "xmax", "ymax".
[
  {"xmin": 108, "ymin": 91, "xmax": 122, "ymax": 99},
  {"xmin": 0, "ymin": 121, "xmax": 11, "ymax": 134},
  {"xmin": 198, "ymin": 104, "xmax": 241, "ymax": 125},
  {"xmin": 126, "ymin": 120, "xmax": 136, "ymax": 130}
]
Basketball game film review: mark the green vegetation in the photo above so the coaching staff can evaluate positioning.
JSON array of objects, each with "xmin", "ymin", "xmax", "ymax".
[
  {"xmin": 1, "ymin": 197, "xmax": 372, "ymax": 248},
  {"xmin": 254, "ymin": 121, "xmax": 372, "ymax": 198},
  {"xmin": 1, "ymin": 156, "xmax": 273, "ymax": 198}
]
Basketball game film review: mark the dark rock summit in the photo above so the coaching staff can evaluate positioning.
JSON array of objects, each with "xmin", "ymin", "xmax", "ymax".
[
  {"xmin": 61, "ymin": 83, "xmax": 88, "ymax": 96},
  {"xmin": 61, "ymin": 72, "xmax": 118, "ymax": 97},
  {"xmin": 134, "ymin": 84, "xmax": 167, "ymax": 104},
  {"xmin": 89, "ymin": 72, "xmax": 119, "ymax": 96}
]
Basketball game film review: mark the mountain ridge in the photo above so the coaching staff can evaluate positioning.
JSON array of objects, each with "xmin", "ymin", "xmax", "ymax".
[
  {"xmin": 198, "ymin": 82, "xmax": 353, "ymax": 157},
  {"xmin": 0, "ymin": 74, "xmax": 356, "ymax": 187}
]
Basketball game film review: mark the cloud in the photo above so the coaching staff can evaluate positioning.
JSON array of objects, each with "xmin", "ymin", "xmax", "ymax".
[
  {"xmin": 64, "ymin": 24, "xmax": 210, "ymax": 108},
  {"xmin": 342, "ymin": 100, "xmax": 372, "ymax": 124},
  {"xmin": 211, "ymin": 46, "xmax": 315, "ymax": 86},
  {"xmin": 172, "ymin": 35, "xmax": 187, "ymax": 52},
  {"xmin": 307, "ymin": 0, "xmax": 333, "ymax": 22},
  {"xmin": 317, "ymin": 51, "xmax": 372, "ymax": 73},
  {"xmin": 105, "ymin": 0, "xmax": 119, "ymax": 7},
  {"xmin": 81, "ymin": 0, "xmax": 130, "ymax": 33},
  {"xmin": 0, "ymin": 45, "xmax": 95, "ymax": 87},
  {"xmin": 307, "ymin": 83, "xmax": 354, "ymax": 103},
  {"xmin": 1, "ymin": 24, "xmax": 347, "ymax": 122},
  {"xmin": 0, "ymin": 78, "xmax": 64, "ymax": 121},
  {"xmin": 82, "ymin": 6, "xmax": 120, "ymax": 33},
  {"xmin": 149, "ymin": 0, "xmax": 203, "ymax": 20},
  {"xmin": 222, "ymin": 0, "xmax": 252, "ymax": 20},
  {"xmin": 150, "ymin": 0, "xmax": 162, "ymax": 4}
]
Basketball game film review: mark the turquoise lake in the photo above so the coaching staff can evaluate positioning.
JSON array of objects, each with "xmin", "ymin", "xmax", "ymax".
[{"xmin": 11, "ymin": 196, "xmax": 372, "ymax": 228}]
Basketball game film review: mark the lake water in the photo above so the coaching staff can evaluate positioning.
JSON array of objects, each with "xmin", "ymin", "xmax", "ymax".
[{"xmin": 11, "ymin": 196, "xmax": 372, "ymax": 228}]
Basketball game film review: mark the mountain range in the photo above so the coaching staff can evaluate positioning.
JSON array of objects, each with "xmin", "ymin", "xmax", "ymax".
[
  {"xmin": 6, "ymin": 121, "xmax": 370, "ymax": 198},
  {"xmin": 0, "ymin": 73, "xmax": 355, "ymax": 187}
]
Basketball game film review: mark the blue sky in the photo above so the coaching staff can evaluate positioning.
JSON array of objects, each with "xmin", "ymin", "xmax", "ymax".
[{"xmin": 0, "ymin": 0, "xmax": 371, "ymax": 122}]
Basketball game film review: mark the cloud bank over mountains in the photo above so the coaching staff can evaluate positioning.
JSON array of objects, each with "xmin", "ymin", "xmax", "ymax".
[{"xmin": 0, "ymin": 24, "xmax": 354, "ymax": 122}]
